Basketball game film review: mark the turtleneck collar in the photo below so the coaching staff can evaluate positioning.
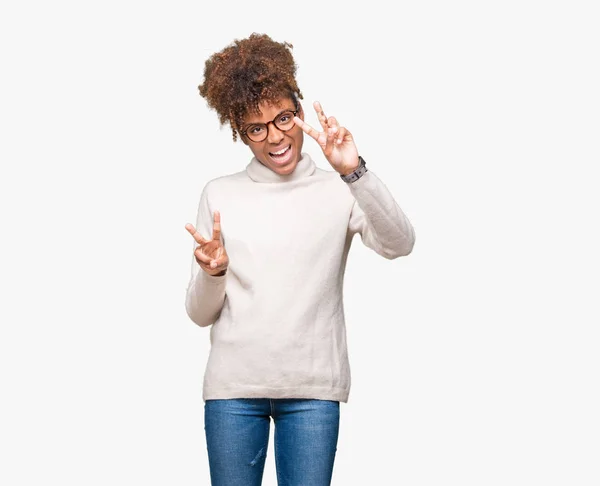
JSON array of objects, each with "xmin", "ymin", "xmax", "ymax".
[{"xmin": 246, "ymin": 152, "xmax": 316, "ymax": 183}]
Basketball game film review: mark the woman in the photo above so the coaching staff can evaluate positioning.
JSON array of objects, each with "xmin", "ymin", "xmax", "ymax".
[{"xmin": 184, "ymin": 33, "xmax": 415, "ymax": 486}]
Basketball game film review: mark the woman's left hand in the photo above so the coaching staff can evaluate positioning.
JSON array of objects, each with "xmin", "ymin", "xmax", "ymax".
[{"xmin": 293, "ymin": 101, "xmax": 360, "ymax": 176}]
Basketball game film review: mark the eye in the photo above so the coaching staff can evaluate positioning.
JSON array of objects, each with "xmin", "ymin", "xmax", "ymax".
[
  {"xmin": 278, "ymin": 113, "xmax": 292, "ymax": 123},
  {"xmin": 248, "ymin": 125, "xmax": 265, "ymax": 135}
]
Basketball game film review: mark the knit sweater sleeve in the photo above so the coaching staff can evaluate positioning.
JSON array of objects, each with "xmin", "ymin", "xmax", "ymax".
[
  {"xmin": 346, "ymin": 169, "xmax": 415, "ymax": 259},
  {"xmin": 184, "ymin": 183, "xmax": 227, "ymax": 328}
]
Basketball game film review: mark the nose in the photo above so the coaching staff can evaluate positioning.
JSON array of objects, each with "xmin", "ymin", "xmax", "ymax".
[{"xmin": 266, "ymin": 121, "xmax": 284, "ymax": 144}]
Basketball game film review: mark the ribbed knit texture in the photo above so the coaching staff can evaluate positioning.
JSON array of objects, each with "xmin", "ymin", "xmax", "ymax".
[{"xmin": 185, "ymin": 153, "xmax": 415, "ymax": 402}]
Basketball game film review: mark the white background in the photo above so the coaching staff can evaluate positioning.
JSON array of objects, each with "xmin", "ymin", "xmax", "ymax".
[{"xmin": 1, "ymin": 0, "xmax": 599, "ymax": 484}]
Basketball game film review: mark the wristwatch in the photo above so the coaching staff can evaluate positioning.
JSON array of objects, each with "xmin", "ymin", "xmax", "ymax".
[{"xmin": 340, "ymin": 156, "xmax": 368, "ymax": 183}]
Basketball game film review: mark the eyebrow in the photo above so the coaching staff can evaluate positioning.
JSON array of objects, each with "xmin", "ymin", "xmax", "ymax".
[{"xmin": 244, "ymin": 108, "xmax": 295, "ymax": 125}]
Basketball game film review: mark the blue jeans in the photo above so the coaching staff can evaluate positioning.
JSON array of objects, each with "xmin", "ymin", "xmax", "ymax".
[{"xmin": 204, "ymin": 398, "xmax": 340, "ymax": 485}]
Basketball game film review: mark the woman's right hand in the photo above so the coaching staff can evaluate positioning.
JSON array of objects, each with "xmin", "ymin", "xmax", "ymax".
[{"xmin": 185, "ymin": 210, "xmax": 229, "ymax": 276}]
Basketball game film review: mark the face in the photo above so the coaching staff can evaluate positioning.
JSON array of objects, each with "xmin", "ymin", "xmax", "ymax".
[{"xmin": 240, "ymin": 97, "xmax": 304, "ymax": 176}]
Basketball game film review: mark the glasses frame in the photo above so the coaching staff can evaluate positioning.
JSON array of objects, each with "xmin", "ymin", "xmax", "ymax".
[{"xmin": 239, "ymin": 109, "xmax": 299, "ymax": 143}]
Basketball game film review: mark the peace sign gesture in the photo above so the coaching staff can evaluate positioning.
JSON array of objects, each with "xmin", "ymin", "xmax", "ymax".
[
  {"xmin": 184, "ymin": 210, "xmax": 229, "ymax": 276},
  {"xmin": 294, "ymin": 101, "xmax": 360, "ymax": 175}
]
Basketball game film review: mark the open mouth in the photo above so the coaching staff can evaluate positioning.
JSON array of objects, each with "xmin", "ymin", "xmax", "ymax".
[
  {"xmin": 269, "ymin": 145, "xmax": 291, "ymax": 157},
  {"xmin": 268, "ymin": 145, "xmax": 292, "ymax": 165}
]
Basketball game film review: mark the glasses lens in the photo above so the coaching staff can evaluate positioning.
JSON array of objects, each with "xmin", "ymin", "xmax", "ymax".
[
  {"xmin": 246, "ymin": 125, "xmax": 267, "ymax": 142},
  {"xmin": 274, "ymin": 111, "xmax": 295, "ymax": 131}
]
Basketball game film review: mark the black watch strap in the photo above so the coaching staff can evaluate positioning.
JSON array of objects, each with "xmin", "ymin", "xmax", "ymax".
[{"xmin": 340, "ymin": 156, "xmax": 368, "ymax": 183}]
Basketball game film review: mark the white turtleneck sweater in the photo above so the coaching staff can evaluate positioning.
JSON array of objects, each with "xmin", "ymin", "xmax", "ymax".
[{"xmin": 185, "ymin": 153, "xmax": 415, "ymax": 403}]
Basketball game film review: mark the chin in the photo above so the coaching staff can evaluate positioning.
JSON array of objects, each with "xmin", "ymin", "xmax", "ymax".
[
  {"xmin": 272, "ymin": 160, "xmax": 297, "ymax": 174},
  {"xmin": 263, "ymin": 150, "xmax": 300, "ymax": 174}
]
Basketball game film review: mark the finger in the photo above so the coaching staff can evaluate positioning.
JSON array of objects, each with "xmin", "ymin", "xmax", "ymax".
[
  {"xmin": 327, "ymin": 116, "xmax": 340, "ymax": 129},
  {"xmin": 209, "ymin": 252, "xmax": 228, "ymax": 269},
  {"xmin": 212, "ymin": 210, "xmax": 221, "ymax": 241},
  {"xmin": 335, "ymin": 126, "xmax": 347, "ymax": 144},
  {"xmin": 194, "ymin": 247, "xmax": 211, "ymax": 265},
  {"xmin": 210, "ymin": 258, "xmax": 227, "ymax": 270},
  {"xmin": 293, "ymin": 116, "xmax": 323, "ymax": 142},
  {"xmin": 313, "ymin": 101, "xmax": 328, "ymax": 130},
  {"xmin": 185, "ymin": 223, "xmax": 208, "ymax": 244},
  {"xmin": 341, "ymin": 126, "xmax": 354, "ymax": 143},
  {"xmin": 325, "ymin": 126, "xmax": 336, "ymax": 156}
]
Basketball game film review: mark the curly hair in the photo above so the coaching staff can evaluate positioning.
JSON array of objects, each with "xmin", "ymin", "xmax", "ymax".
[{"xmin": 198, "ymin": 33, "xmax": 303, "ymax": 141}]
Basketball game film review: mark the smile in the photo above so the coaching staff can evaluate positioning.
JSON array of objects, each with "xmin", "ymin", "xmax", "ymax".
[
  {"xmin": 269, "ymin": 145, "xmax": 291, "ymax": 157},
  {"xmin": 268, "ymin": 144, "xmax": 293, "ymax": 166}
]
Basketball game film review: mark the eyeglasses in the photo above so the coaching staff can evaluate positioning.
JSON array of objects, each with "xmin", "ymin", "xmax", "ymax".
[{"xmin": 239, "ymin": 109, "xmax": 299, "ymax": 142}]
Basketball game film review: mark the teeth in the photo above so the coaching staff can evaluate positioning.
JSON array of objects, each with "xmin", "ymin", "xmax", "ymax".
[{"xmin": 272, "ymin": 146, "xmax": 288, "ymax": 155}]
